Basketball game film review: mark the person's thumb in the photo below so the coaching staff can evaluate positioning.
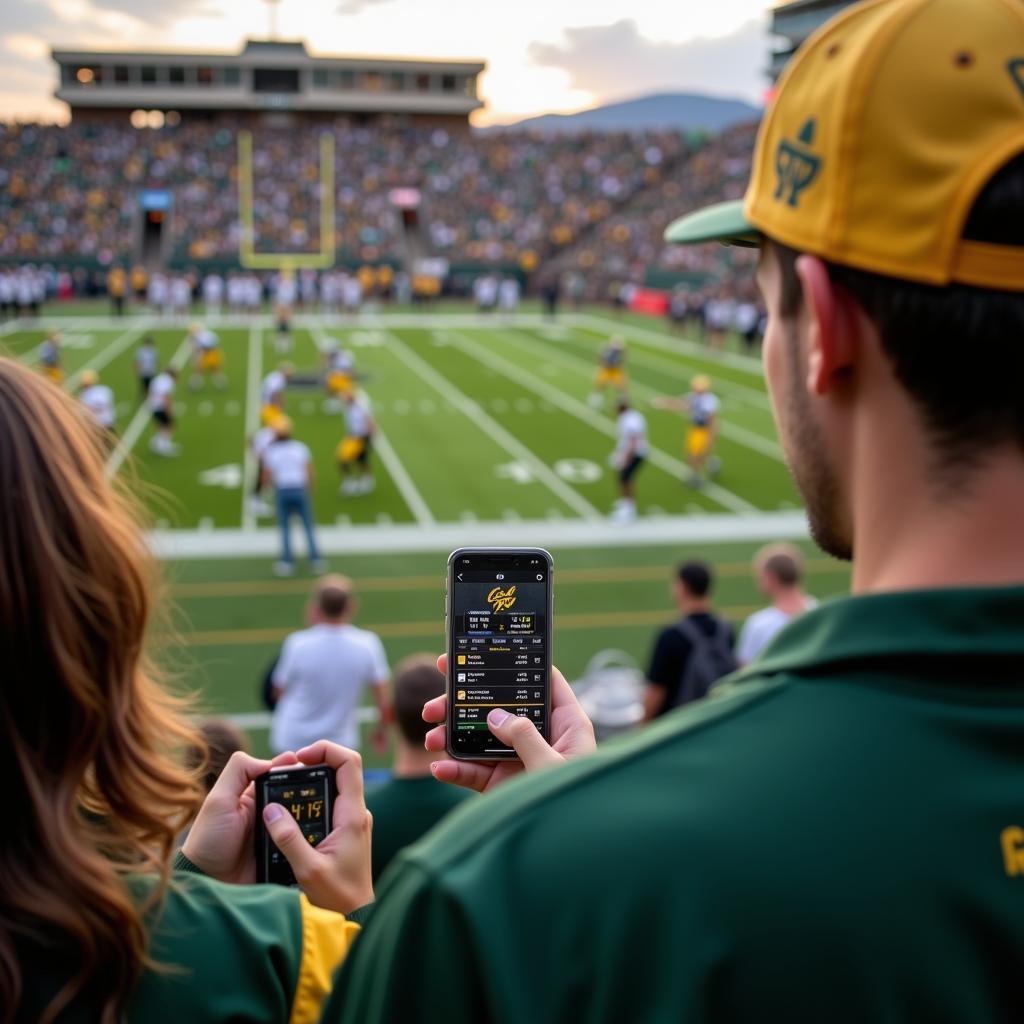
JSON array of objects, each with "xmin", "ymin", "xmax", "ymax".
[
  {"xmin": 486, "ymin": 709, "xmax": 562, "ymax": 770},
  {"xmin": 263, "ymin": 804, "xmax": 318, "ymax": 879}
]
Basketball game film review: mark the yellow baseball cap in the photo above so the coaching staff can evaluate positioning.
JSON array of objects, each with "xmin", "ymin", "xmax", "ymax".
[
  {"xmin": 80, "ymin": 369, "xmax": 98, "ymax": 387},
  {"xmin": 665, "ymin": 0, "xmax": 1024, "ymax": 291}
]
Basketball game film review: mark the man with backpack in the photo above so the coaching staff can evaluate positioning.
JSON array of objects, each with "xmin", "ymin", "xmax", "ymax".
[{"xmin": 642, "ymin": 560, "xmax": 736, "ymax": 718}]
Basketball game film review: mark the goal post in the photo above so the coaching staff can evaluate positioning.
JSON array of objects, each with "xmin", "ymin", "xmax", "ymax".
[{"xmin": 236, "ymin": 129, "xmax": 336, "ymax": 270}]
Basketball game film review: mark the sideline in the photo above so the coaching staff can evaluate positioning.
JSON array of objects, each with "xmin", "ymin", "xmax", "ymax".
[{"xmin": 150, "ymin": 509, "xmax": 809, "ymax": 559}]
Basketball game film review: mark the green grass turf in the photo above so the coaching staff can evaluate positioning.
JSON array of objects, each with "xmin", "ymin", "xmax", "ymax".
[
  {"xmin": 0, "ymin": 307, "xmax": 793, "ymax": 527},
  {"xmin": 163, "ymin": 539, "xmax": 851, "ymax": 764}
]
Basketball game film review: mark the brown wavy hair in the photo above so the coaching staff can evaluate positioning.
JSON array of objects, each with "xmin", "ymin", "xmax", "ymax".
[{"xmin": 0, "ymin": 358, "xmax": 203, "ymax": 1023}]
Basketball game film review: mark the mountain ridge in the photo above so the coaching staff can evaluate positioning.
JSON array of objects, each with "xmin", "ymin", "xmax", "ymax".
[{"xmin": 479, "ymin": 91, "xmax": 762, "ymax": 134}]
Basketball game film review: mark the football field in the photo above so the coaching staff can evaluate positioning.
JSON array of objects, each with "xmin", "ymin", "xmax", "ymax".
[
  {"xmin": 1, "ymin": 307, "xmax": 797, "ymax": 529},
  {"xmin": 1, "ymin": 306, "xmax": 841, "ymax": 764}
]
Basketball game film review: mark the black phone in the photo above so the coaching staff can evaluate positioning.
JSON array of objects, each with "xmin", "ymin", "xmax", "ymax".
[
  {"xmin": 254, "ymin": 764, "xmax": 336, "ymax": 886},
  {"xmin": 446, "ymin": 547, "xmax": 553, "ymax": 761}
]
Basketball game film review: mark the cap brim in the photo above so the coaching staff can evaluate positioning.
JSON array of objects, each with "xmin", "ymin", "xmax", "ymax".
[{"xmin": 664, "ymin": 200, "xmax": 761, "ymax": 247}]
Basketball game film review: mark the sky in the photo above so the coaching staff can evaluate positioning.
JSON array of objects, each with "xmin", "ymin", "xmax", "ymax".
[{"xmin": 1, "ymin": 0, "xmax": 774, "ymax": 125}]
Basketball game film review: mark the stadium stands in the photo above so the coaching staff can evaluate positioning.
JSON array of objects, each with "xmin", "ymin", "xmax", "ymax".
[{"xmin": 0, "ymin": 119, "xmax": 757, "ymax": 295}]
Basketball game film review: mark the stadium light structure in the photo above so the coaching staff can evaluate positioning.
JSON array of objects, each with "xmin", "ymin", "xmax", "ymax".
[{"xmin": 237, "ymin": 129, "xmax": 336, "ymax": 270}]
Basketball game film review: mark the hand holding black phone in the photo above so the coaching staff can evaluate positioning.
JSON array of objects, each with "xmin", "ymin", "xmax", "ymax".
[
  {"xmin": 446, "ymin": 547, "xmax": 554, "ymax": 761},
  {"xmin": 254, "ymin": 764, "xmax": 337, "ymax": 886}
]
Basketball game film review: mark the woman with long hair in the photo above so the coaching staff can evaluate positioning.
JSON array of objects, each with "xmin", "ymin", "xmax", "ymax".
[{"xmin": 0, "ymin": 358, "xmax": 373, "ymax": 1024}]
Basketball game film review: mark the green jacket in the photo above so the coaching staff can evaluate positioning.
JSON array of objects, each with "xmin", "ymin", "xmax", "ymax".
[
  {"xmin": 326, "ymin": 587, "xmax": 1024, "ymax": 1023},
  {"xmin": 17, "ymin": 855, "xmax": 360, "ymax": 1023}
]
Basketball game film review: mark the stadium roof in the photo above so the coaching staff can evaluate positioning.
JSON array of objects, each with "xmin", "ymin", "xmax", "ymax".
[{"xmin": 51, "ymin": 39, "xmax": 485, "ymax": 120}]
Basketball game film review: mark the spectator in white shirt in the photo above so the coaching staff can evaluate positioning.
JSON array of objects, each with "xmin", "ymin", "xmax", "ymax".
[
  {"xmin": 737, "ymin": 544, "xmax": 818, "ymax": 666},
  {"xmin": 260, "ymin": 416, "xmax": 325, "ymax": 577},
  {"xmin": 271, "ymin": 575, "xmax": 390, "ymax": 755}
]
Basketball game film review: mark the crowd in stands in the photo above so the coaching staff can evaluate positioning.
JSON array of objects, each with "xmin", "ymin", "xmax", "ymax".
[
  {"xmin": 554, "ymin": 123, "xmax": 758, "ymax": 298},
  {"xmin": 0, "ymin": 120, "xmax": 692, "ymax": 278}
]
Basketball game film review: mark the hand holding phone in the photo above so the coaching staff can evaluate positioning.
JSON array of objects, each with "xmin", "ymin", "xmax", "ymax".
[
  {"xmin": 182, "ymin": 749, "xmax": 304, "ymax": 885},
  {"xmin": 446, "ymin": 548, "xmax": 554, "ymax": 761},
  {"xmin": 424, "ymin": 655, "xmax": 596, "ymax": 793},
  {"xmin": 255, "ymin": 742, "xmax": 374, "ymax": 915}
]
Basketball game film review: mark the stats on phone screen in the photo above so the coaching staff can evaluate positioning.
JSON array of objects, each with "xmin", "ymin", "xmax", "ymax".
[{"xmin": 450, "ymin": 568, "xmax": 549, "ymax": 757}]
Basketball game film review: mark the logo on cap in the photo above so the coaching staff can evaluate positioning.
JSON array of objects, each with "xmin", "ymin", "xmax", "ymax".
[
  {"xmin": 1009, "ymin": 58, "xmax": 1024, "ymax": 100},
  {"xmin": 774, "ymin": 118, "xmax": 821, "ymax": 208}
]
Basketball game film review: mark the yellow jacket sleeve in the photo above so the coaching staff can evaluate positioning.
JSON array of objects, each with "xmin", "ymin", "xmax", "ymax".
[{"xmin": 289, "ymin": 896, "xmax": 361, "ymax": 1024}]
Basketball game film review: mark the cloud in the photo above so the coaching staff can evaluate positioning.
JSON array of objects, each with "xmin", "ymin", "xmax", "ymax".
[
  {"xmin": 3, "ymin": 33, "xmax": 50, "ymax": 60},
  {"xmin": 65, "ymin": 0, "xmax": 216, "ymax": 27},
  {"xmin": 337, "ymin": 0, "xmax": 395, "ymax": 15},
  {"xmin": 529, "ymin": 17, "xmax": 768, "ymax": 105}
]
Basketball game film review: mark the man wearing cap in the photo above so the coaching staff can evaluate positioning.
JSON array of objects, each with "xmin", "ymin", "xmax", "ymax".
[
  {"xmin": 329, "ymin": 0, "xmax": 1024, "ymax": 1020},
  {"xmin": 653, "ymin": 373, "xmax": 721, "ymax": 486},
  {"xmin": 260, "ymin": 416, "xmax": 325, "ymax": 577}
]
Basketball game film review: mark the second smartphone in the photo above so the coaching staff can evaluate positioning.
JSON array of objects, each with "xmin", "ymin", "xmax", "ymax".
[{"xmin": 446, "ymin": 547, "xmax": 553, "ymax": 761}]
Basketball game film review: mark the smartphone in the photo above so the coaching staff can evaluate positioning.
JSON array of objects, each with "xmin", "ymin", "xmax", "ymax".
[
  {"xmin": 254, "ymin": 764, "xmax": 336, "ymax": 886},
  {"xmin": 446, "ymin": 547, "xmax": 553, "ymax": 761}
]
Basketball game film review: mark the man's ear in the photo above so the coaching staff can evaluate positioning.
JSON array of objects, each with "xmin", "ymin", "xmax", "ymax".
[{"xmin": 795, "ymin": 255, "xmax": 859, "ymax": 396}]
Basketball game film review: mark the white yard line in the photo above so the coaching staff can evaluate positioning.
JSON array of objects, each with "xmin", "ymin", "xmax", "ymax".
[
  {"xmin": 241, "ymin": 326, "xmax": 263, "ymax": 530},
  {"xmin": 503, "ymin": 326, "xmax": 784, "ymax": 462},
  {"xmin": 371, "ymin": 427, "xmax": 437, "ymax": 526},
  {"xmin": 66, "ymin": 322, "xmax": 152, "ymax": 389},
  {"xmin": 150, "ymin": 510, "xmax": 811, "ymax": 559},
  {"xmin": 309, "ymin": 324, "xmax": 437, "ymax": 527},
  {"xmin": 106, "ymin": 338, "xmax": 192, "ymax": 478},
  {"xmin": 445, "ymin": 329, "xmax": 756, "ymax": 515},
  {"xmin": 381, "ymin": 329, "xmax": 602, "ymax": 520},
  {"xmin": 573, "ymin": 312, "xmax": 766, "ymax": 377},
  {"xmin": 0, "ymin": 318, "xmax": 28, "ymax": 337}
]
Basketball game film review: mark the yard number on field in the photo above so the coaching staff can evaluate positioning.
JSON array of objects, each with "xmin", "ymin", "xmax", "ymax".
[
  {"xmin": 199, "ymin": 464, "xmax": 243, "ymax": 489},
  {"xmin": 495, "ymin": 459, "xmax": 602, "ymax": 485}
]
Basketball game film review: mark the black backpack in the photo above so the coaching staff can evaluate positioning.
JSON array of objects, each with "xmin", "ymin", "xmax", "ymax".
[{"xmin": 671, "ymin": 617, "xmax": 737, "ymax": 708}]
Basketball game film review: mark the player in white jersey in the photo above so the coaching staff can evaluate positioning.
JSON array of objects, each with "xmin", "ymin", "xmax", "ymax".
[
  {"xmin": 260, "ymin": 363, "xmax": 292, "ymax": 427},
  {"xmin": 247, "ymin": 423, "xmax": 279, "ymax": 518},
  {"xmin": 0, "ymin": 269, "xmax": 14, "ymax": 320},
  {"xmin": 147, "ymin": 367, "xmax": 179, "ymax": 456},
  {"xmin": 299, "ymin": 269, "xmax": 319, "ymax": 310},
  {"xmin": 341, "ymin": 274, "xmax": 363, "ymax": 316},
  {"xmin": 653, "ymin": 374, "xmax": 721, "ymax": 487},
  {"xmin": 15, "ymin": 268, "xmax": 38, "ymax": 317},
  {"xmin": 322, "ymin": 339, "xmax": 356, "ymax": 412},
  {"xmin": 202, "ymin": 273, "xmax": 224, "ymax": 318},
  {"xmin": 498, "ymin": 276, "xmax": 521, "ymax": 315},
  {"xmin": 273, "ymin": 270, "xmax": 297, "ymax": 352},
  {"xmin": 147, "ymin": 272, "xmax": 169, "ymax": 317},
  {"xmin": 168, "ymin": 275, "xmax": 190, "ymax": 319},
  {"xmin": 336, "ymin": 390, "xmax": 376, "ymax": 496},
  {"xmin": 320, "ymin": 271, "xmax": 341, "ymax": 314},
  {"xmin": 187, "ymin": 323, "xmax": 226, "ymax": 391},
  {"xmin": 78, "ymin": 369, "xmax": 116, "ymax": 437},
  {"xmin": 609, "ymin": 398, "xmax": 648, "ymax": 523},
  {"xmin": 134, "ymin": 335, "xmax": 159, "ymax": 398},
  {"xmin": 474, "ymin": 274, "xmax": 498, "ymax": 313},
  {"xmin": 244, "ymin": 274, "xmax": 262, "ymax": 314}
]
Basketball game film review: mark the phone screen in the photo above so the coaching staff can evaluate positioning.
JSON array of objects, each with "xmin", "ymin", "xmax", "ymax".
[
  {"xmin": 447, "ymin": 548, "xmax": 552, "ymax": 760},
  {"xmin": 256, "ymin": 765, "xmax": 335, "ymax": 886}
]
